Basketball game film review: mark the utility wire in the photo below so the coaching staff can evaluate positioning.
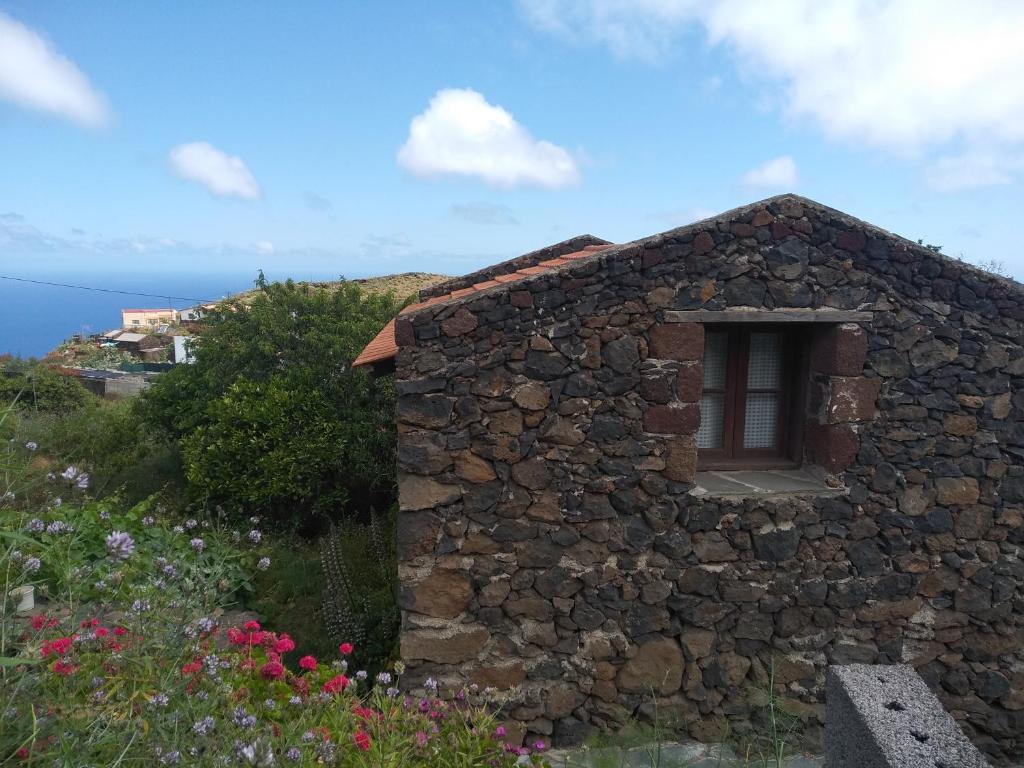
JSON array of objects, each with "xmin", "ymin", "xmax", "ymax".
[{"xmin": 0, "ymin": 274, "xmax": 217, "ymax": 304}]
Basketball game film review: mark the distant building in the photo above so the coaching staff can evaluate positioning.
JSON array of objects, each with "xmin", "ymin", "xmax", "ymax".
[
  {"xmin": 121, "ymin": 308, "xmax": 178, "ymax": 328},
  {"xmin": 172, "ymin": 335, "xmax": 196, "ymax": 364}
]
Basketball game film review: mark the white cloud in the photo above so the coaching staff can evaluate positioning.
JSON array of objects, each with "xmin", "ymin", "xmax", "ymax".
[
  {"xmin": 397, "ymin": 88, "xmax": 580, "ymax": 188},
  {"xmin": 0, "ymin": 11, "xmax": 109, "ymax": 127},
  {"xmin": 254, "ymin": 240, "xmax": 275, "ymax": 254},
  {"xmin": 740, "ymin": 155, "xmax": 797, "ymax": 190},
  {"xmin": 169, "ymin": 142, "xmax": 261, "ymax": 200},
  {"xmin": 520, "ymin": 0, "xmax": 1024, "ymax": 188},
  {"xmin": 926, "ymin": 151, "xmax": 1020, "ymax": 192}
]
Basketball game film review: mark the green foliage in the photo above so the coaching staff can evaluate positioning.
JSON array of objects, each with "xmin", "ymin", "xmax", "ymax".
[
  {"xmin": 246, "ymin": 536, "xmax": 338, "ymax": 663},
  {"xmin": 140, "ymin": 276, "xmax": 403, "ymax": 528},
  {"xmin": 0, "ymin": 358, "xmax": 90, "ymax": 413},
  {"xmin": 320, "ymin": 507, "xmax": 400, "ymax": 678}
]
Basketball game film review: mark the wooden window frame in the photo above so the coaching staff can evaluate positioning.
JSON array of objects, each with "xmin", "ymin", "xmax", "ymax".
[{"xmin": 698, "ymin": 324, "xmax": 808, "ymax": 470}]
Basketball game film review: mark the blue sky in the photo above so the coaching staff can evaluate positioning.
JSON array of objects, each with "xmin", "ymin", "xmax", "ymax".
[{"xmin": 1, "ymin": 1, "xmax": 1023, "ymax": 281}]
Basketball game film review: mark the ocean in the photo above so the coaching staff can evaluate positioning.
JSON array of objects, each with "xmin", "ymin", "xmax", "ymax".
[{"xmin": 0, "ymin": 270, "xmax": 342, "ymax": 358}]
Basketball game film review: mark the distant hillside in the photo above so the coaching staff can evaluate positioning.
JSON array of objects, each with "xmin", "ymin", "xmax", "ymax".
[{"xmin": 232, "ymin": 272, "xmax": 450, "ymax": 305}]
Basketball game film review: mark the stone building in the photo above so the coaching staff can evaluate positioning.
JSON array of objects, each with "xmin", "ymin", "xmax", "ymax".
[{"xmin": 353, "ymin": 194, "xmax": 1024, "ymax": 760}]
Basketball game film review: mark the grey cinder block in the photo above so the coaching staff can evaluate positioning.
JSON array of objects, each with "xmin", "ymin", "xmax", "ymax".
[{"xmin": 825, "ymin": 664, "xmax": 989, "ymax": 768}]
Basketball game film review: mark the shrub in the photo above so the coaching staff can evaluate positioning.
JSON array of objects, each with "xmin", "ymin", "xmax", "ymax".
[
  {"xmin": 140, "ymin": 277, "xmax": 403, "ymax": 529},
  {"xmin": 0, "ymin": 358, "xmax": 90, "ymax": 413}
]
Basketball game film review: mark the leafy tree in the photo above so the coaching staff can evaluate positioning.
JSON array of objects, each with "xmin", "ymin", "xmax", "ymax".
[{"xmin": 140, "ymin": 276, "xmax": 403, "ymax": 528}]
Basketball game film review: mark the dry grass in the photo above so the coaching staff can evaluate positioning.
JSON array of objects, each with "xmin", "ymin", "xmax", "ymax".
[{"xmin": 232, "ymin": 272, "xmax": 450, "ymax": 305}]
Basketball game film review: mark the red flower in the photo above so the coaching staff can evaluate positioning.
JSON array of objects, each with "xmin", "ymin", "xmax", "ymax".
[
  {"xmin": 273, "ymin": 634, "xmax": 296, "ymax": 654},
  {"xmin": 95, "ymin": 627, "xmax": 109, "ymax": 638},
  {"xmin": 260, "ymin": 660, "xmax": 285, "ymax": 680},
  {"xmin": 227, "ymin": 627, "xmax": 246, "ymax": 645},
  {"xmin": 30, "ymin": 615, "xmax": 47, "ymax": 631},
  {"xmin": 113, "ymin": 627, "xmax": 128, "ymax": 636},
  {"xmin": 181, "ymin": 660, "xmax": 202, "ymax": 676},
  {"xmin": 322, "ymin": 674, "xmax": 350, "ymax": 694},
  {"xmin": 52, "ymin": 660, "xmax": 78, "ymax": 676},
  {"xmin": 353, "ymin": 731, "xmax": 371, "ymax": 751},
  {"xmin": 244, "ymin": 620, "xmax": 261, "ymax": 631},
  {"xmin": 338, "ymin": 642, "xmax": 353, "ymax": 656},
  {"xmin": 40, "ymin": 637, "xmax": 73, "ymax": 658},
  {"xmin": 299, "ymin": 655, "xmax": 317, "ymax": 671}
]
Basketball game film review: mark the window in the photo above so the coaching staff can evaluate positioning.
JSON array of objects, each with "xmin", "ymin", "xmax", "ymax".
[
  {"xmin": 132, "ymin": 320, "xmax": 140, "ymax": 326},
  {"xmin": 697, "ymin": 326, "xmax": 806, "ymax": 468}
]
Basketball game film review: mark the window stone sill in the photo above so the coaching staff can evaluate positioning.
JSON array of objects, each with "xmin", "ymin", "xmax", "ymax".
[{"xmin": 692, "ymin": 468, "xmax": 846, "ymax": 499}]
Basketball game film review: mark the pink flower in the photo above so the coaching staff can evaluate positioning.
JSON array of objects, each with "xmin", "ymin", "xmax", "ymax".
[
  {"xmin": 415, "ymin": 731, "xmax": 428, "ymax": 748},
  {"xmin": 260, "ymin": 660, "xmax": 285, "ymax": 680},
  {"xmin": 273, "ymin": 634, "xmax": 296, "ymax": 654},
  {"xmin": 299, "ymin": 655, "xmax": 317, "ymax": 671},
  {"xmin": 322, "ymin": 674, "xmax": 350, "ymax": 694},
  {"xmin": 244, "ymin": 620, "xmax": 261, "ymax": 631},
  {"xmin": 339, "ymin": 642, "xmax": 353, "ymax": 656}
]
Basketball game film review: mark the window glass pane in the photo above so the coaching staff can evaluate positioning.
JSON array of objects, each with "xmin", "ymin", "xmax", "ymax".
[
  {"xmin": 697, "ymin": 394, "xmax": 725, "ymax": 449},
  {"xmin": 747, "ymin": 332, "xmax": 782, "ymax": 389},
  {"xmin": 744, "ymin": 392, "xmax": 779, "ymax": 449},
  {"xmin": 703, "ymin": 332, "xmax": 728, "ymax": 389}
]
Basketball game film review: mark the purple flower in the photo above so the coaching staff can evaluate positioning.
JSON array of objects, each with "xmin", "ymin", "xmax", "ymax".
[
  {"xmin": 25, "ymin": 518, "xmax": 44, "ymax": 532},
  {"xmin": 150, "ymin": 692, "xmax": 169, "ymax": 708},
  {"xmin": 106, "ymin": 531, "xmax": 135, "ymax": 560},
  {"xmin": 257, "ymin": 556, "xmax": 271, "ymax": 571},
  {"xmin": 415, "ymin": 731, "xmax": 428, "ymax": 748},
  {"xmin": 142, "ymin": 515, "xmax": 155, "ymax": 526},
  {"xmin": 60, "ymin": 466, "xmax": 79, "ymax": 481},
  {"xmin": 494, "ymin": 726, "xmax": 506, "ymax": 738},
  {"xmin": 76, "ymin": 473, "xmax": 90, "ymax": 489},
  {"xmin": 22, "ymin": 556, "xmax": 41, "ymax": 574},
  {"xmin": 285, "ymin": 747, "xmax": 301, "ymax": 761},
  {"xmin": 25, "ymin": 442, "xmax": 37, "ymax": 451},
  {"xmin": 189, "ymin": 538, "xmax": 205, "ymax": 553},
  {"xmin": 248, "ymin": 529, "xmax": 262, "ymax": 544},
  {"xmin": 192, "ymin": 716, "xmax": 215, "ymax": 735},
  {"xmin": 533, "ymin": 741, "xmax": 546, "ymax": 751}
]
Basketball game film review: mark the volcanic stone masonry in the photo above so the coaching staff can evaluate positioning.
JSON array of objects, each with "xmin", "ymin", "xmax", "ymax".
[{"xmin": 390, "ymin": 194, "xmax": 1024, "ymax": 762}]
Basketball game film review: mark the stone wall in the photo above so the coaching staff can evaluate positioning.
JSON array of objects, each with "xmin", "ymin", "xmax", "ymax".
[{"xmin": 392, "ymin": 195, "xmax": 1024, "ymax": 762}]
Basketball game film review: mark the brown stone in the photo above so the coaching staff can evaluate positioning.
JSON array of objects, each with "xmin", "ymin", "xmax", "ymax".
[
  {"xmin": 394, "ymin": 317, "xmax": 415, "ymax": 346},
  {"xmin": 539, "ymin": 416, "xmax": 586, "ymax": 445},
  {"xmin": 835, "ymin": 229, "xmax": 867, "ymax": 252},
  {"xmin": 943, "ymin": 413, "xmax": 977, "ymax": 437},
  {"xmin": 680, "ymin": 628, "xmax": 716, "ymax": 659},
  {"xmin": 505, "ymin": 598, "xmax": 554, "ymax": 621},
  {"xmin": 828, "ymin": 377, "xmax": 882, "ymax": 423},
  {"xmin": 512, "ymin": 382, "xmax": 550, "ymax": 411},
  {"xmin": 693, "ymin": 231, "xmax": 715, "ymax": 255},
  {"xmin": 688, "ymin": 715, "xmax": 730, "ymax": 743},
  {"xmin": 545, "ymin": 684, "xmax": 578, "ymax": 718},
  {"xmin": 478, "ymin": 579, "xmax": 511, "ymax": 607},
  {"xmin": 511, "ymin": 457, "xmax": 551, "ymax": 490},
  {"xmin": 401, "ymin": 626, "xmax": 489, "ymax": 664},
  {"xmin": 751, "ymin": 210, "xmax": 773, "ymax": 226},
  {"xmin": 510, "ymin": 290, "xmax": 533, "ymax": 308},
  {"xmin": 857, "ymin": 597, "xmax": 922, "ymax": 622},
  {"xmin": 693, "ymin": 531, "xmax": 736, "ymax": 563},
  {"xmin": 643, "ymin": 403, "xmax": 700, "ymax": 435},
  {"xmin": 718, "ymin": 652, "xmax": 752, "ymax": 687},
  {"xmin": 399, "ymin": 473, "xmax": 462, "ymax": 511},
  {"xmin": 410, "ymin": 569, "xmax": 472, "ymax": 618},
  {"xmin": 525, "ymin": 491, "xmax": 563, "ymax": 523},
  {"xmin": 648, "ymin": 323, "xmax": 704, "ymax": 361},
  {"xmin": 935, "ymin": 477, "xmax": 980, "ymax": 506},
  {"xmin": 441, "ymin": 307, "xmax": 478, "ymax": 337},
  {"xmin": 804, "ymin": 421, "xmax": 860, "ymax": 473},
  {"xmin": 810, "ymin": 323, "xmax": 868, "ymax": 376},
  {"xmin": 488, "ymin": 410, "xmax": 524, "ymax": 435},
  {"xmin": 991, "ymin": 392, "xmax": 1012, "ymax": 420},
  {"xmin": 469, "ymin": 661, "xmax": 526, "ymax": 689},
  {"xmin": 454, "ymin": 451, "xmax": 497, "ymax": 483},
  {"xmin": 954, "ymin": 506, "xmax": 993, "ymax": 539},
  {"xmin": 397, "ymin": 511, "xmax": 442, "ymax": 559},
  {"xmin": 462, "ymin": 531, "xmax": 500, "ymax": 554},
  {"xmin": 675, "ymin": 363, "xmax": 703, "ymax": 402},
  {"xmin": 617, "ymin": 637, "xmax": 684, "ymax": 694},
  {"xmin": 663, "ymin": 436, "xmax": 698, "ymax": 483}
]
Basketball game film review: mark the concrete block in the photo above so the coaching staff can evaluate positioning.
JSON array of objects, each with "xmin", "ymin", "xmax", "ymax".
[{"xmin": 825, "ymin": 664, "xmax": 989, "ymax": 768}]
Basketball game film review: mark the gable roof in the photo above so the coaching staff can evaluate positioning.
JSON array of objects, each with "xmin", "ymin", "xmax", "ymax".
[
  {"xmin": 352, "ymin": 239, "xmax": 614, "ymax": 369},
  {"xmin": 352, "ymin": 193, "xmax": 1022, "ymax": 370}
]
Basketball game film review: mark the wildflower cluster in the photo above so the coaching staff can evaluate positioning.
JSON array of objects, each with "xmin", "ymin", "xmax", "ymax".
[{"xmin": 6, "ymin": 618, "xmax": 546, "ymax": 766}]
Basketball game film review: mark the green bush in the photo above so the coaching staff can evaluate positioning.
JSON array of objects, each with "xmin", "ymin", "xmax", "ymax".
[
  {"xmin": 140, "ymin": 276, "xmax": 402, "ymax": 529},
  {"xmin": 0, "ymin": 358, "xmax": 90, "ymax": 413}
]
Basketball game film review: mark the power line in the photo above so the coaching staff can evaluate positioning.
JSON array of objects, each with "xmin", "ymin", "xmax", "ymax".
[{"xmin": 0, "ymin": 274, "xmax": 217, "ymax": 304}]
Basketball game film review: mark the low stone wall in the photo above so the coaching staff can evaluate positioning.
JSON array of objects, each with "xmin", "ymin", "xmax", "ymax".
[{"xmin": 825, "ymin": 664, "xmax": 989, "ymax": 768}]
